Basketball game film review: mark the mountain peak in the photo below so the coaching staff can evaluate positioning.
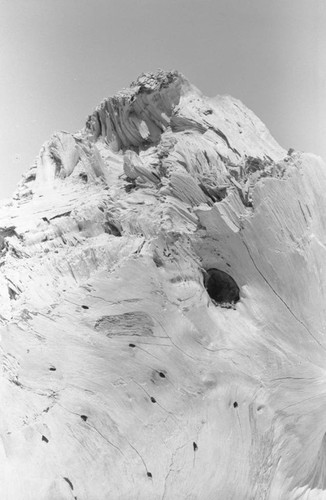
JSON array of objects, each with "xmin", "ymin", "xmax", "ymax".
[{"xmin": 0, "ymin": 72, "xmax": 323, "ymax": 500}]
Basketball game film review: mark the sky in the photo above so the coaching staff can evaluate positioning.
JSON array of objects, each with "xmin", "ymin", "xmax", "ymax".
[{"xmin": 1, "ymin": 0, "xmax": 326, "ymax": 199}]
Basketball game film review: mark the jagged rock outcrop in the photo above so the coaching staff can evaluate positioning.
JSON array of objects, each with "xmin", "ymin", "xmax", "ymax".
[{"xmin": 0, "ymin": 70, "xmax": 325, "ymax": 499}]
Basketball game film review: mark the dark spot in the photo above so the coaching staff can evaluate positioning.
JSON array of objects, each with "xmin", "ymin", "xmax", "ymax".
[
  {"xmin": 8, "ymin": 286, "xmax": 18, "ymax": 300},
  {"xmin": 80, "ymin": 415, "xmax": 88, "ymax": 422},
  {"xmin": 63, "ymin": 477, "xmax": 74, "ymax": 490},
  {"xmin": 204, "ymin": 269, "xmax": 240, "ymax": 306},
  {"xmin": 12, "ymin": 379, "xmax": 22, "ymax": 387},
  {"xmin": 193, "ymin": 442, "xmax": 198, "ymax": 451},
  {"xmin": 147, "ymin": 472, "xmax": 152, "ymax": 478},
  {"xmin": 129, "ymin": 343, "xmax": 136, "ymax": 348},
  {"xmin": 104, "ymin": 221, "xmax": 121, "ymax": 236},
  {"xmin": 153, "ymin": 252, "xmax": 164, "ymax": 267},
  {"xmin": 99, "ymin": 206, "xmax": 104, "ymax": 212},
  {"xmin": 79, "ymin": 173, "xmax": 88, "ymax": 182},
  {"xmin": 42, "ymin": 435, "xmax": 49, "ymax": 443},
  {"xmin": 158, "ymin": 372, "xmax": 166, "ymax": 378},
  {"xmin": 150, "ymin": 397, "xmax": 156, "ymax": 403},
  {"xmin": 233, "ymin": 401, "xmax": 238, "ymax": 408},
  {"xmin": 81, "ymin": 305, "xmax": 89, "ymax": 310},
  {"xmin": 49, "ymin": 366, "xmax": 56, "ymax": 371},
  {"xmin": 125, "ymin": 183, "xmax": 136, "ymax": 193}
]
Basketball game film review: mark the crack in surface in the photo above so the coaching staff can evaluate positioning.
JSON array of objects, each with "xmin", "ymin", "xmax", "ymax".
[{"xmin": 242, "ymin": 240, "xmax": 326, "ymax": 353}]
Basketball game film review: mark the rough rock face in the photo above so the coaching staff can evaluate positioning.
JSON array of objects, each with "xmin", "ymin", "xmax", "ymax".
[{"xmin": 0, "ymin": 70, "xmax": 325, "ymax": 499}]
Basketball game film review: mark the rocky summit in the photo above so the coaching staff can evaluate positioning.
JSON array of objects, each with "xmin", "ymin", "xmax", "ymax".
[{"xmin": 0, "ymin": 70, "xmax": 326, "ymax": 499}]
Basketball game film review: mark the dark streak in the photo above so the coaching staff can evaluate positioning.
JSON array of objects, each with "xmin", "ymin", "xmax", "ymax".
[{"xmin": 63, "ymin": 477, "xmax": 74, "ymax": 490}]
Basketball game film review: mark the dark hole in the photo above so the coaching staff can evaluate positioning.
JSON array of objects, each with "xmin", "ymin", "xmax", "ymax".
[
  {"xmin": 49, "ymin": 366, "xmax": 56, "ymax": 371},
  {"xmin": 147, "ymin": 472, "xmax": 152, "ymax": 478},
  {"xmin": 150, "ymin": 397, "xmax": 156, "ymax": 403},
  {"xmin": 233, "ymin": 401, "xmax": 238, "ymax": 408},
  {"xmin": 81, "ymin": 305, "xmax": 89, "ymax": 310},
  {"xmin": 204, "ymin": 269, "xmax": 240, "ymax": 305},
  {"xmin": 79, "ymin": 173, "xmax": 88, "ymax": 182},
  {"xmin": 158, "ymin": 372, "xmax": 166, "ymax": 378},
  {"xmin": 80, "ymin": 415, "xmax": 88, "ymax": 422},
  {"xmin": 42, "ymin": 435, "xmax": 49, "ymax": 443},
  {"xmin": 104, "ymin": 221, "xmax": 121, "ymax": 237},
  {"xmin": 125, "ymin": 183, "xmax": 136, "ymax": 193},
  {"xmin": 129, "ymin": 343, "xmax": 136, "ymax": 348},
  {"xmin": 193, "ymin": 442, "xmax": 198, "ymax": 451}
]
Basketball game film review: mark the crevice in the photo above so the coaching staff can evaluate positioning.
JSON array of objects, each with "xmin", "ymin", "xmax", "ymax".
[
  {"xmin": 63, "ymin": 477, "xmax": 74, "ymax": 490},
  {"xmin": 49, "ymin": 211, "xmax": 71, "ymax": 221},
  {"xmin": 243, "ymin": 240, "xmax": 326, "ymax": 352}
]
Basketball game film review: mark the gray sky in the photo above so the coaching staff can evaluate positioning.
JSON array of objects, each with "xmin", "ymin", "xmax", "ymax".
[{"xmin": 1, "ymin": 0, "xmax": 326, "ymax": 199}]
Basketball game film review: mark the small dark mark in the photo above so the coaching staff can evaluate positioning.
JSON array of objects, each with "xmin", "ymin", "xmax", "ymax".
[
  {"xmin": 44, "ymin": 407, "xmax": 50, "ymax": 413},
  {"xmin": 158, "ymin": 372, "xmax": 166, "ymax": 378},
  {"xmin": 49, "ymin": 366, "xmax": 56, "ymax": 371},
  {"xmin": 193, "ymin": 442, "xmax": 198, "ymax": 451},
  {"xmin": 150, "ymin": 397, "xmax": 156, "ymax": 403},
  {"xmin": 129, "ymin": 343, "xmax": 136, "ymax": 348},
  {"xmin": 12, "ymin": 379, "xmax": 22, "ymax": 387},
  {"xmin": 233, "ymin": 401, "xmax": 238, "ymax": 408},
  {"xmin": 104, "ymin": 221, "xmax": 122, "ymax": 237},
  {"xmin": 50, "ymin": 211, "xmax": 71, "ymax": 221},
  {"xmin": 125, "ymin": 183, "xmax": 136, "ymax": 193},
  {"xmin": 42, "ymin": 435, "xmax": 49, "ymax": 443},
  {"xmin": 226, "ymin": 263, "xmax": 231, "ymax": 268},
  {"xmin": 63, "ymin": 477, "xmax": 74, "ymax": 490},
  {"xmin": 147, "ymin": 472, "xmax": 152, "ymax": 478},
  {"xmin": 80, "ymin": 415, "xmax": 88, "ymax": 422},
  {"xmin": 81, "ymin": 305, "xmax": 89, "ymax": 310},
  {"xmin": 79, "ymin": 173, "xmax": 88, "ymax": 182}
]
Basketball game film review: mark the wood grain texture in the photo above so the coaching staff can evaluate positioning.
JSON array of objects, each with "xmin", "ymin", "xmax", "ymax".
[{"xmin": 0, "ymin": 70, "xmax": 324, "ymax": 499}]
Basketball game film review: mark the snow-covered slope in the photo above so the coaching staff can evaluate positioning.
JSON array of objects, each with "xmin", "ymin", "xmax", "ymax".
[{"xmin": 0, "ymin": 70, "xmax": 325, "ymax": 499}]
